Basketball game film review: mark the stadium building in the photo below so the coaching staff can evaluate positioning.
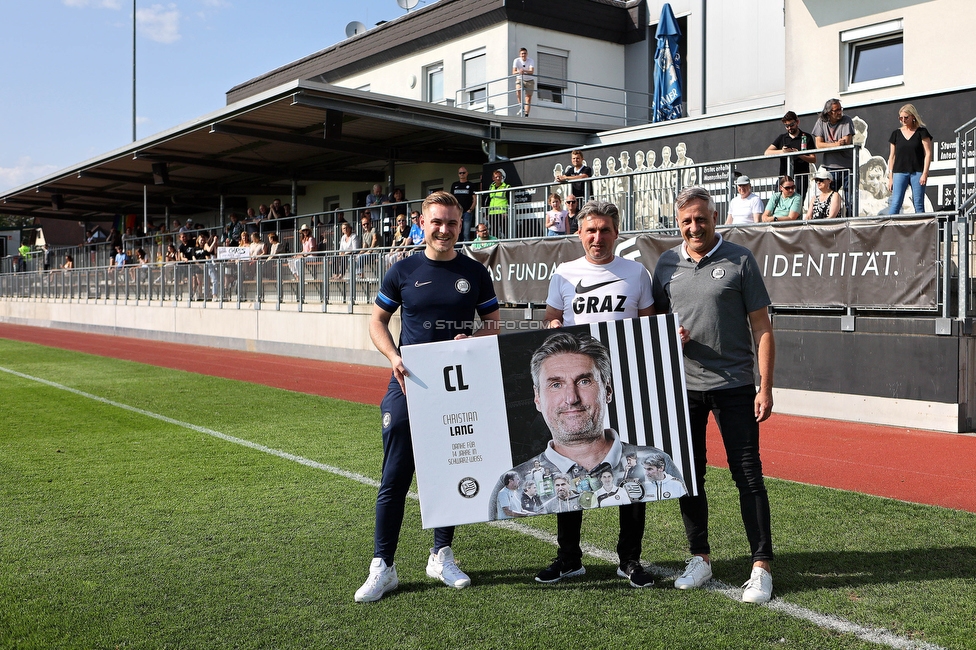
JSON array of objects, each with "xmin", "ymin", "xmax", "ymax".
[{"xmin": 3, "ymin": 0, "xmax": 976, "ymax": 431}]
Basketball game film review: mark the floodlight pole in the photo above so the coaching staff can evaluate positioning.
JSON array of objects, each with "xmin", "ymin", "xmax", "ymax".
[{"xmin": 132, "ymin": 0, "xmax": 137, "ymax": 142}]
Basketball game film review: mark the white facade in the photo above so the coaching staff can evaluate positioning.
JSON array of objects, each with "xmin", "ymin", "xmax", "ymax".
[{"xmin": 333, "ymin": 22, "xmax": 629, "ymax": 126}]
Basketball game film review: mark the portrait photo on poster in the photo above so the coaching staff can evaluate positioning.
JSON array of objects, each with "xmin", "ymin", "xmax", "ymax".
[{"xmin": 488, "ymin": 315, "xmax": 697, "ymax": 521}]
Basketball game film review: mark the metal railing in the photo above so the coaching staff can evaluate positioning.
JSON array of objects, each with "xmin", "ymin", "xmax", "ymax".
[
  {"xmin": 455, "ymin": 73, "xmax": 654, "ymax": 126},
  {"xmin": 476, "ymin": 145, "xmax": 862, "ymax": 236},
  {"xmin": 0, "ymin": 247, "xmax": 423, "ymax": 312}
]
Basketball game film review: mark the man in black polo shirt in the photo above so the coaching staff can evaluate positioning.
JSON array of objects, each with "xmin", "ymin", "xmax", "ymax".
[{"xmin": 450, "ymin": 167, "xmax": 478, "ymax": 242}]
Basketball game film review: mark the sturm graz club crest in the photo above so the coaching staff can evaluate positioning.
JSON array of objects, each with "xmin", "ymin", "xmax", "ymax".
[
  {"xmin": 710, "ymin": 267, "xmax": 726, "ymax": 280},
  {"xmin": 458, "ymin": 477, "xmax": 479, "ymax": 498},
  {"xmin": 382, "ymin": 411, "xmax": 392, "ymax": 428},
  {"xmin": 455, "ymin": 278, "xmax": 471, "ymax": 294}
]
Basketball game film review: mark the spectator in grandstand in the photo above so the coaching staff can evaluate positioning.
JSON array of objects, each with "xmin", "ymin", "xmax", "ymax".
[
  {"xmin": 361, "ymin": 214, "xmax": 379, "ymax": 249},
  {"xmin": 513, "ymin": 47, "xmax": 535, "ymax": 117},
  {"xmin": 761, "ymin": 176, "xmax": 802, "ymax": 222},
  {"xmin": 268, "ymin": 233, "xmax": 287, "ymax": 256},
  {"xmin": 653, "ymin": 185, "xmax": 776, "ymax": 605},
  {"xmin": 113, "ymin": 245, "xmax": 127, "ymax": 277},
  {"xmin": 886, "ymin": 104, "xmax": 933, "ymax": 215},
  {"xmin": 62, "ymin": 255, "xmax": 75, "ymax": 271},
  {"xmin": 726, "ymin": 176, "xmax": 764, "ymax": 225},
  {"xmin": 268, "ymin": 198, "xmax": 285, "ymax": 220},
  {"xmin": 164, "ymin": 244, "xmax": 178, "ymax": 264},
  {"xmin": 248, "ymin": 231, "xmax": 267, "ymax": 258},
  {"xmin": 41, "ymin": 243, "xmax": 52, "ymax": 271},
  {"xmin": 764, "ymin": 111, "xmax": 816, "ymax": 200},
  {"xmin": 451, "ymin": 167, "xmax": 478, "ymax": 242},
  {"xmin": 545, "ymin": 193, "xmax": 568, "ymax": 236},
  {"xmin": 366, "ymin": 184, "xmax": 387, "ymax": 210},
  {"xmin": 287, "ymin": 226, "xmax": 313, "ymax": 280},
  {"xmin": 333, "ymin": 221, "xmax": 360, "ymax": 279},
  {"xmin": 387, "ymin": 214, "xmax": 412, "ymax": 264},
  {"xmin": 408, "ymin": 211, "xmax": 425, "ymax": 246},
  {"xmin": 555, "ymin": 150, "xmax": 592, "ymax": 200},
  {"xmin": 813, "ymin": 99, "xmax": 855, "ymax": 215},
  {"xmin": 226, "ymin": 213, "xmax": 246, "ymax": 246},
  {"xmin": 565, "ymin": 194, "xmax": 581, "ymax": 234},
  {"xmin": 806, "ymin": 168, "xmax": 843, "ymax": 220},
  {"xmin": 469, "ymin": 223, "xmax": 499, "ymax": 251}
]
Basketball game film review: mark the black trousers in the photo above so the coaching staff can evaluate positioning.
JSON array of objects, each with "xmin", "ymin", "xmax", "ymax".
[
  {"xmin": 555, "ymin": 501, "xmax": 646, "ymax": 566},
  {"xmin": 679, "ymin": 384, "xmax": 774, "ymax": 562}
]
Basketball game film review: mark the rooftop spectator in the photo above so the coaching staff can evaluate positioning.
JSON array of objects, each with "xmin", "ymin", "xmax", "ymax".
[{"xmin": 513, "ymin": 47, "xmax": 535, "ymax": 117}]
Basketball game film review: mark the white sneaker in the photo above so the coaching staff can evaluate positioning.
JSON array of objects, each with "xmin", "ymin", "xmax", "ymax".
[
  {"xmin": 742, "ymin": 566, "xmax": 773, "ymax": 604},
  {"xmin": 426, "ymin": 547, "xmax": 471, "ymax": 589},
  {"xmin": 674, "ymin": 555, "xmax": 713, "ymax": 590},
  {"xmin": 354, "ymin": 557, "xmax": 399, "ymax": 603}
]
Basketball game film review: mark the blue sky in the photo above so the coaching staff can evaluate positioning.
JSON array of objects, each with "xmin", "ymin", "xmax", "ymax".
[{"xmin": 0, "ymin": 0, "xmax": 418, "ymax": 193}]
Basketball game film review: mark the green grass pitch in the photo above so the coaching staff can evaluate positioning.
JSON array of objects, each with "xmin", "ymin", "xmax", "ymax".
[{"xmin": 0, "ymin": 338, "xmax": 974, "ymax": 649}]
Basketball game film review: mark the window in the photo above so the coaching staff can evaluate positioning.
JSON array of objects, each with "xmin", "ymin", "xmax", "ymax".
[
  {"xmin": 841, "ymin": 20, "xmax": 903, "ymax": 92},
  {"xmin": 425, "ymin": 63, "xmax": 444, "ymax": 103},
  {"xmin": 462, "ymin": 49, "xmax": 487, "ymax": 107},
  {"xmin": 537, "ymin": 48, "xmax": 568, "ymax": 104}
]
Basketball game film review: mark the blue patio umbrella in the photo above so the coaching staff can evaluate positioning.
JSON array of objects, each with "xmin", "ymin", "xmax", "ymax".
[{"xmin": 652, "ymin": 3, "xmax": 682, "ymax": 123}]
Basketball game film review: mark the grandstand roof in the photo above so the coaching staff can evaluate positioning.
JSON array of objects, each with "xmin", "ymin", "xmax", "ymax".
[{"xmin": 0, "ymin": 80, "xmax": 601, "ymax": 222}]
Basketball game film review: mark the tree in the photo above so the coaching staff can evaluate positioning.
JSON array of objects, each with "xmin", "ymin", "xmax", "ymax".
[{"xmin": 0, "ymin": 214, "xmax": 34, "ymax": 229}]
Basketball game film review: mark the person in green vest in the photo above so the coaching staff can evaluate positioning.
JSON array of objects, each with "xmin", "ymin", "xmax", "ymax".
[
  {"xmin": 18, "ymin": 241, "xmax": 31, "ymax": 272},
  {"xmin": 486, "ymin": 168, "xmax": 511, "ymax": 223}
]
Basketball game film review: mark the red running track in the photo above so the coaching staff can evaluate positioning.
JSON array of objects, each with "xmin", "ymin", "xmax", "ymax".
[{"xmin": 3, "ymin": 322, "xmax": 975, "ymax": 513}]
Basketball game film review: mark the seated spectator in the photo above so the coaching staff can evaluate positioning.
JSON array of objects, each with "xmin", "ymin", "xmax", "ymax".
[
  {"xmin": 164, "ymin": 243, "xmax": 178, "ymax": 264},
  {"xmin": 62, "ymin": 255, "xmax": 75, "ymax": 271},
  {"xmin": 806, "ymin": 167, "xmax": 843, "ymax": 220},
  {"xmin": 248, "ymin": 231, "xmax": 268, "ymax": 258},
  {"xmin": 268, "ymin": 198, "xmax": 286, "ymax": 220},
  {"xmin": 726, "ymin": 176, "xmax": 764, "ymax": 225},
  {"xmin": 332, "ymin": 221, "xmax": 360, "ymax": 279},
  {"xmin": 360, "ymin": 215, "xmax": 379, "ymax": 249},
  {"xmin": 317, "ymin": 230, "xmax": 333, "ymax": 253},
  {"xmin": 761, "ymin": 176, "xmax": 802, "ymax": 222},
  {"xmin": 287, "ymin": 225, "xmax": 314, "ymax": 280},
  {"xmin": 408, "ymin": 211, "xmax": 424, "ymax": 246},
  {"xmin": 268, "ymin": 233, "xmax": 288, "ymax": 256},
  {"xmin": 545, "ymin": 193, "xmax": 568, "ymax": 236},
  {"xmin": 387, "ymin": 214, "xmax": 412, "ymax": 264},
  {"xmin": 469, "ymin": 223, "xmax": 499, "ymax": 251}
]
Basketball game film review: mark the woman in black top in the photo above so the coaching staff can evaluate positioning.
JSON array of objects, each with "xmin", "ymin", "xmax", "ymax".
[{"xmin": 885, "ymin": 103, "xmax": 933, "ymax": 214}]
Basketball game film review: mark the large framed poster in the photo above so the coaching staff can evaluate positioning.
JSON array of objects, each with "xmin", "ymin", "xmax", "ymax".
[{"xmin": 400, "ymin": 315, "xmax": 698, "ymax": 529}]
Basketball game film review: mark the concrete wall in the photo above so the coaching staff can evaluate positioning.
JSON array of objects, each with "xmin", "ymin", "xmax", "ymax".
[
  {"xmin": 0, "ymin": 299, "xmax": 392, "ymax": 368},
  {"xmin": 787, "ymin": 0, "xmax": 976, "ymax": 114}
]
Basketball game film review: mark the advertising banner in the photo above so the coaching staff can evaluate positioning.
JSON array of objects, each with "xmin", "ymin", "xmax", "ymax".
[
  {"xmin": 465, "ymin": 218, "xmax": 938, "ymax": 309},
  {"xmin": 400, "ymin": 315, "xmax": 697, "ymax": 529}
]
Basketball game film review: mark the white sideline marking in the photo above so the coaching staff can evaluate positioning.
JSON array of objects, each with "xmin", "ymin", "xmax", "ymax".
[{"xmin": 0, "ymin": 365, "xmax": 946, "ymax": 650}]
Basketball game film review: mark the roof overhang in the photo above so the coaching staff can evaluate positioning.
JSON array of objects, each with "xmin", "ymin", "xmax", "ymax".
[{"xmin": 1, "ymin": 80, "xmax": 602, "ymax": 222}]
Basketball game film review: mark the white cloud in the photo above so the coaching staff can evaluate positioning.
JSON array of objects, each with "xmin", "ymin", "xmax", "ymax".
[
  {"xmin": 201, "ymin": 0, "xmax": 230, "ymax": 7},
  {"xmin": 137, "ymin": 4, "xmax": 181, "ymax": 44},
  {"xmin": 0, "ymin": 158, "xmax": 61, "ymax": 193},
  {"xmin": 63, "ymin": 0, "xmax": 123, "ymax": 9}
]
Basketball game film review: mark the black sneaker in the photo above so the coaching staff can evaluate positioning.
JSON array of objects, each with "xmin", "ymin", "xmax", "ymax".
[
  {"xmin": 617, "ymin": 561, "xmax": 655, "ymax": 588},
  {"xmin": 535, "ymin": 558, "xmax": 585, "ymax": 584}
]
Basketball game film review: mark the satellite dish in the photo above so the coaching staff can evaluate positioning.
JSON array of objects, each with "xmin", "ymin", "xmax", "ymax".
[
  {"xmin": 345, "ymin": 21, "xmax": 368, "ymax": 38},
  {"xmin": 397, "ymin": 0, "xmax": 419, "ymax": 10}
]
